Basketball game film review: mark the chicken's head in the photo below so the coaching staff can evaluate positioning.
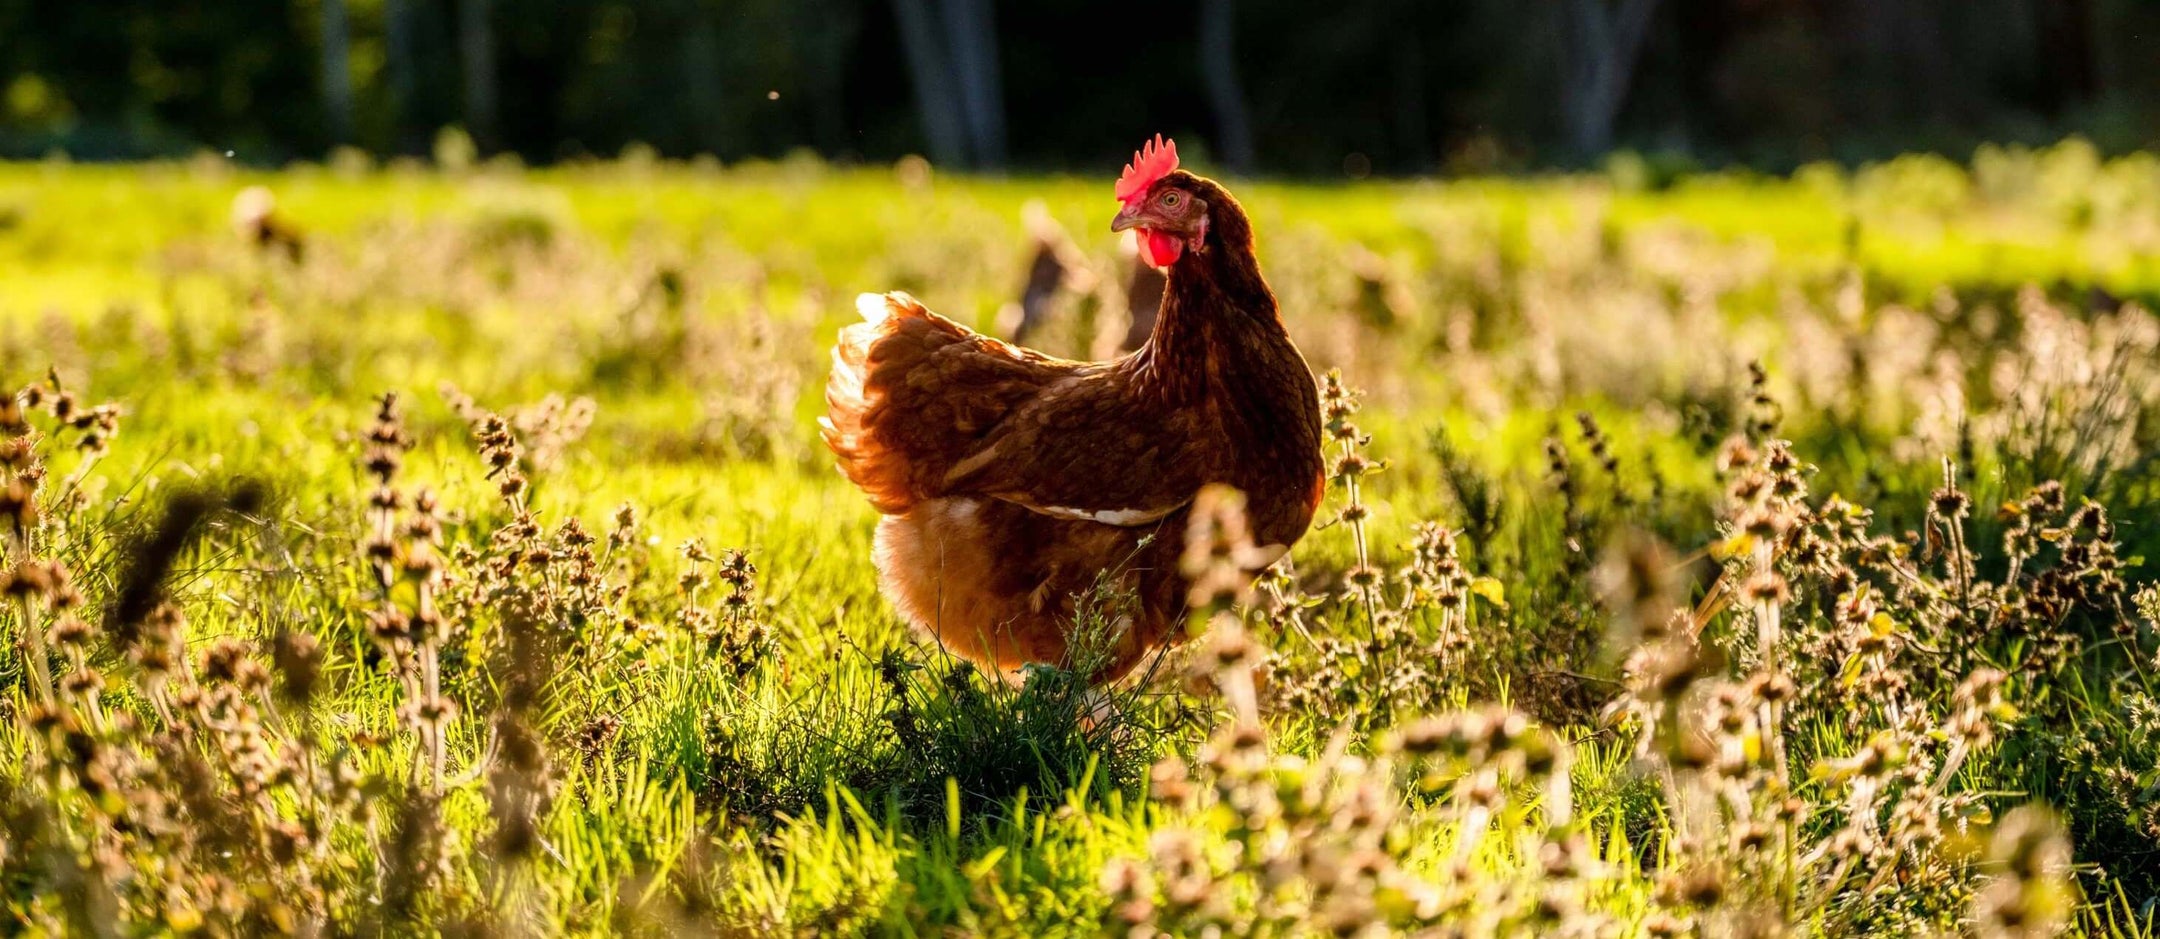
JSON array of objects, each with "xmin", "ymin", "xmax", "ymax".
[{"xmin": 1110, "ymin": 135, "xmax": 1209, "ymax": 269}]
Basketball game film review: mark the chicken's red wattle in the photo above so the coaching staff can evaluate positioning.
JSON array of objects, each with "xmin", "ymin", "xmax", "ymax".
[{"xmin": 1140, "ymin": 229, "xmax": 1182, "ymax": 267}]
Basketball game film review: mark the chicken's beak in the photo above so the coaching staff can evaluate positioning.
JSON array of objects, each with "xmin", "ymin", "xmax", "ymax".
[{"xmin": 1110, "ymin": 203, "xmax": 1144, "ymax": 233}]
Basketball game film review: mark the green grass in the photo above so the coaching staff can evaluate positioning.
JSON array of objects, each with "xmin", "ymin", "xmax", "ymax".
[{"xmin": 0, "ymin": 139, "xmax": 2155, "ymax": 935}]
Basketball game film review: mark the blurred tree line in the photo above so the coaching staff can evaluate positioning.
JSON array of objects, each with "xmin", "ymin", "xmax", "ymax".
[{"xmin": 1, "ymin": 0, "xmax": 2156, "ymax": 173}]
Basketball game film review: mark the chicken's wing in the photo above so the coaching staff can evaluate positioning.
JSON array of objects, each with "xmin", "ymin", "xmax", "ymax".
[{"xmin": 824, "ymin": 292, "xmax": 1208, "ymax": 525}]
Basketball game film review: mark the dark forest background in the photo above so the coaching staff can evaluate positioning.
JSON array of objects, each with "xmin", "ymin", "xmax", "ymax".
[{"xmin": 2, "ymin": 0, "xmax": 2157, "ymax": 174}]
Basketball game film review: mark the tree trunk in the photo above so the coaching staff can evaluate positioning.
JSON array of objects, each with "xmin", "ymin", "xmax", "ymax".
[
  {"xmin": 890, "ymin": 0, "xmax": 969, "ymax": 166},
  {"xmin": 384, "ymin": 0, "xmax": 418, "ymax": 152},
  {"xmin": 319, "ymin": 0, "xmax": 354, "ymax": 146},
  {"xmin": 1392, "ymin": 34, "xmax": 1431, "ymax": 172},
  {"xmin": 941, "ymin": 0, "xmax": 1007, "ymax": 169},
  {"xmin": 796, "ymin": 0, "xmax": 861, "ymax": 154},
  {"xmin": 1895, "ymin": 0, "xmax": 1957, "ymax": 125},
  {"xmin": 683, "ymin": 2, "xmax": 725, "ymax": 155},
  {"xmin": 2033, "ymin": 0, "xmax": 2098, "ymax": 108},
  {"xmin": 459, "ymin": 0, "xmax": 499, "ymax": 152},
  {"xmin": 2089, "ymin": 0, "xmax": 2132, "ymax": 101},
  {"xmin": 1556, "ymin": 0, "xmax": 1660, "ymax": 159},
  {"xmin": 1197, "ymin": 0, "xmax": 1255, "ymax": 174}
]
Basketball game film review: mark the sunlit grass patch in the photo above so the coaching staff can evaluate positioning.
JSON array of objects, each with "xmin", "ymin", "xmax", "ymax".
[{"xmin": 0, "ymin": 147, "xmax": 2154, "ymax": 934}]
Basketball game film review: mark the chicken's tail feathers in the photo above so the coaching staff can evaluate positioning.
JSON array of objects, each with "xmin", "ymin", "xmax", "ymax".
[
  {"xmin": 824, "ymin": 291, "xmax": 944, "ymax": 513},
  {"xmin": 853, "ymin": 290, "xmax": 932, "ymax": 325},
  {"xmin": 831, "ymin": 292, "xmax": 926, "ymax": 403},
  {"xmin": 830, "ymin": 293, "xmax": 930, "ymax": 405}
]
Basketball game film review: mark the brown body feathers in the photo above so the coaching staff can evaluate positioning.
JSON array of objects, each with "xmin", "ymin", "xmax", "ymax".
[{"xmin": 822, "ymin": 169, "xmax": 1322, "ymax": 680}]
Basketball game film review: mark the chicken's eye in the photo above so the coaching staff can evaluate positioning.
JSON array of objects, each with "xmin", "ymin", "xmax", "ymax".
[{"xmin": 1159, "ymin": 191, "xmax": 1181, "ymax": 208}]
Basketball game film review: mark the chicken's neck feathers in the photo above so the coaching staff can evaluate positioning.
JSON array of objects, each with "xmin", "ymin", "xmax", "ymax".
[
  {"xmin": 1127, "ymin": 228, "xmax": 1285, "ymax": 404},
  {"xmin": 1119, "ymin": 224, "xmax": 1321, "ymax": 545}
]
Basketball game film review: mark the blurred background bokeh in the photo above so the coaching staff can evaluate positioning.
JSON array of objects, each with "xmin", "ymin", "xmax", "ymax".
[
  {"xmin": 6, "ymin": 3, "xmax": 2160, "ymax": 932},
  {"xmin": 3, "ymin": 0, "xmax": 2158, "ymax": 172}
]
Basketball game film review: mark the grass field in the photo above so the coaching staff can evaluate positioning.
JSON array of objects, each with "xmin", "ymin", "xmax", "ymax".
[{"xmin": 0, "ymin": 140, "xmax": 2156, "ymax": 936}]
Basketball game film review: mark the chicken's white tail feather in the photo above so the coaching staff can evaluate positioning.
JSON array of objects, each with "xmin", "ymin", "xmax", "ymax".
[
  {"xmin": 856, "ymin": 292, "xmax": 893, "ymax": 324},
  {"xmin": 829, "ymin": 343, "xmax": 866, "ymax": 404}
]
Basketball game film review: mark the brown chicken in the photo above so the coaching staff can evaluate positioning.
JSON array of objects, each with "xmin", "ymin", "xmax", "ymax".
[{"xmin": 822, "ymin": 136, "xmax": 1323, "ymax": 680}]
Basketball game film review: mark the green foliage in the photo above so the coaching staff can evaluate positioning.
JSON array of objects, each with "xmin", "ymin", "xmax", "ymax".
[{"xmin": 3, "ymin": 2, "xmax": 2160, "ymax": 171}]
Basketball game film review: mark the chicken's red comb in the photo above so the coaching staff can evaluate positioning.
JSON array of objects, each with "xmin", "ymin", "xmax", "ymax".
[{"xmin": 1115, "ymin": 135, "xmax": 1179, "ymax": 207}]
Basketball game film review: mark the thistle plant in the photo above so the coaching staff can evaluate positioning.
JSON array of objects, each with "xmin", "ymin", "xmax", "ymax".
[
  {"xmin": 1122, "ymin": 490, "xmax": 1604, "ymax": 936},
  {"xmin": 2, "ymin": 374, "xmax": 119, "ymax": 710},
  {"xmin": 1267, "ymin": 374, "xmax": 1504, "ymax": 731},
  {"xmin": 360, "ymin": 392, "xmax": 458, "ymax": 794},
  {"xmin": 1320, "ymin": 369, "xmax": 1388, "ymax": 622}
]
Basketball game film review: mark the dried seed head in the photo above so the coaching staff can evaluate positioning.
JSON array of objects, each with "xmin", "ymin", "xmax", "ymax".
[
  {"xmin": 718, "ymin": 549, "xmax": 756, "ymax": 586},
  {"xmin": 401, "ymin": 542, "xmax": 443, "ymax": 581},
  {"xmin": 1396, "ymin": 717, "xmax": 1452, "ymax": 757},
  {"xmin": 0, "ymin": 394, "xmax": 25, "ymax": 436},
  {"xmin": 363, "ymin": 446, "xmax": 403, "ymax": 482},
  {"xmin": 1207, "ymin": 630, "xmax": 1257, "ymax": 671},
  {"xmin": 1728, "ymin": 471, "xmax": 1770, "ymax": 506},
  {"xmin": 1597, "ymin": 531, "xmax": 1677, "ymax": 649},
  {"xmin": 201, "ymin": 639, "xmax": 270, "ymax": 691},
  {"xmin": 1662, "ymin": 865, "xmax": 1725, "ymax": 907},
  {"xmin": 409, "ymin": 695, "xmax": 459, "ymax": 729},
  {"xmin": 1640, "ymin": 643, "xmax": 1705, "ymax": 702},
  {"xmin": 1539, "ymin": 836, "xmax": 1589, "ymax": 878},
  {"xmin": 1098, "ymin": 857, "xmax": 1153, "ymax": 899},
  {"xmin": 61, "ymin": 666, "xmax": 103, "ymax": 698},
  {"xmin": 49, "ymin": 614, "xmax": 92, "ymax": 649},
  {"xmin": 1319, "ymin": 370, "xmax": 1350, "ymax": 404},
  {"xmin": 608, "ymin": 501, "xmax": 640, "ymax": 547},
  {"xmin": 368, "ymin": 608, "xmax": 414, "ymax": 647},
  {"xmin": 1148, "ymin": 756, "xmax": 1193, "ymax": 805},
  {"xmin": 1931, "ymin": 486, "xmax": 1971, "ymax": 520},
  {"xmin": 1751, "ymin": 505, "xmax": 1802, "ymax": 543},
  {"xmin": 1749, "ymin": 669, "xmax": 1795, "ymax": 703},
  {"xmin": 132, "ymin": 601, "xmax": 186, "ymax": 674},
  {"xmin": 0, "ymin": 438, "xmax": 29, "ymax": 476},
  {"xmin": 2070, "ymin": 501, "xmax": 2107, "ymax": 536},
  {"xmin": 272, "ymin": 632, "xmax": 323, "ymax": 706},
  {"xmin": 2, "ymin": 559, "xmax": 57, "ymax": 599},
  {"xmin": 1742, "ymin": 570, "xmax": 1791, "ymax": 605},
  {"xmin": 1331, "ymin": 452, "xmax": 1373, "ymax": 481},
  {"xmin": 1183, "ymin": 484, "xmax": 1267, "ymax": 610},
  {"xmin": 1974, "ymin": 806, "xmax": 2073, "ymax": 937},
  {"xmin": 1342, "ymin": 565, "xmax": 1383, "ymax": 591},
  {"xmin": 1718, "ymin": 436, "xmax": 1759, "ymax": 474}
]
